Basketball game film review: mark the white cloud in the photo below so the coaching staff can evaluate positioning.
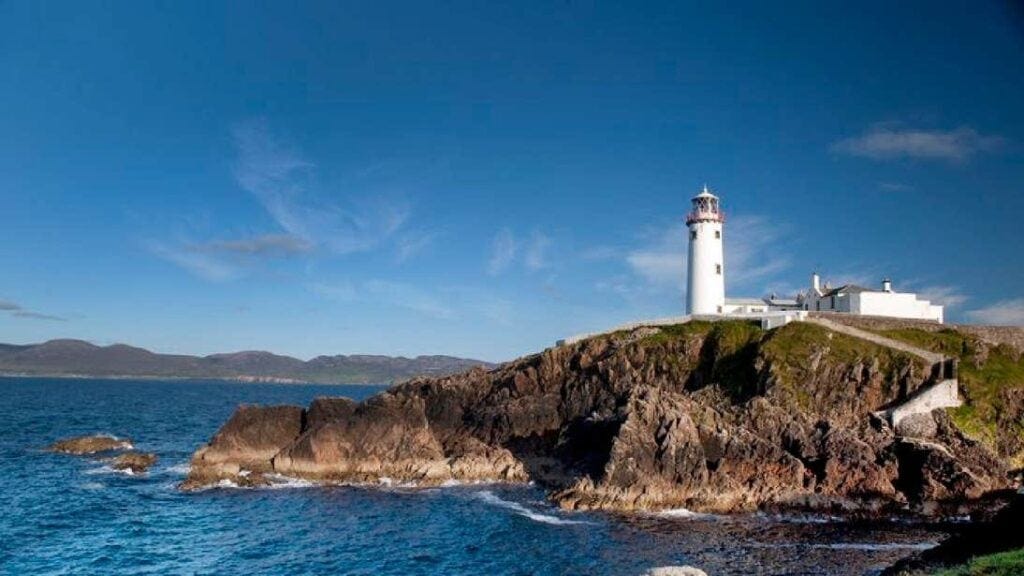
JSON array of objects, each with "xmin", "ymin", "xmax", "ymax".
[
  {"xmin": 524, "ymin": 231, "xmax": 551, "ymax": 271},
  {"xmin": 965, "ymin": 298, "xmax": 1024, "ymax": 326},
  {"xmin": 149, "ymin": 241, "xmax": 238, "ymax": 282},
  {"xmin": 363, "ymin": 280, "xmax": 454, "ymax": 319},
  {"xmin": 232, "ymin": 120, "xmax": 411, "ymax": 255},
  {"xmin": 189, "ymin": 233, "xmax": 313, "ymax": 256},
  {"xmin": 914, "ymin": 284, "xmax": 969, "ymax": 309},
  {"xmin": 309, "ymin": 280, "xmax": 453, "ymax": 320},
  {"xmin": 395, "ymin": 231, "xmax": 437, "ymax": 263},
  {"xmin": 724, "ymin": 215, "xmax": 792, "ymax": 290},
  {"xmin": 832, "ymin": 124, "xmax": 1003, "ymax": 162},
  {"xmin": 879, "ymin": 182, "xmax": 912, "ymax": 192},
  {"xmin": 487, "ymin": 228, "xmax": 518, "ymax": 275}
]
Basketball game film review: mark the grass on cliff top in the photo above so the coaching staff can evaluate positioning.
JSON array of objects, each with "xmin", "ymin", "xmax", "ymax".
[
  {"xmin": 762, "ymin": 322, "xmax": 922, "ymax": 375},
  {"xmin": 633, "ymin": 320, "xmax": 716, "ymax": 345},
  {"xmin": 874, "ymin": 328, "xmax": 1024, "ymax": 461},
  {"xmin": 639, "ymin": 320, "xmax": 923, "ymax": 405},
  {"xmin": 931, "ymin": 548, "xmax": 1024, "ymax": 576}
]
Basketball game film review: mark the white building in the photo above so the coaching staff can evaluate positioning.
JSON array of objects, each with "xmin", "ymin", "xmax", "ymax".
[
  {"xmin": 684, "ymin": 186, "xmax": 944, "ymax": 324},
  {"xmin": 799, "ymin": 273, "xmax": 943, "ymax": 323}
]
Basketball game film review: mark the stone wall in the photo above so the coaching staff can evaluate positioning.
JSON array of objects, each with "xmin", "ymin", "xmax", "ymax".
[
  {"xmin": 887, "ymin": 380, "xmax": 962, "ymax": 428},
  {"xmin": 809, "ymin": 312, "xmax": 1024, "ymax": 354}
]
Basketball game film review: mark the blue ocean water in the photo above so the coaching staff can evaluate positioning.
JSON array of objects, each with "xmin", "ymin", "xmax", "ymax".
[{"xmin": 0, "ymin": 377, "xmax": 950, "ymax": 575}]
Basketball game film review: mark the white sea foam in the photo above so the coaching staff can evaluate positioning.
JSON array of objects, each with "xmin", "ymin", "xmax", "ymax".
[
  {"xmin": 655, "ymin": 508, "xmax": 719, "ymax": 520},
  {"xmin": 474, "ymin": 490, "xmax": 588, "ymax": 526},
  {"xmin": 754, "ymin": 512, "xmax": 845, "ymax": 524},
  {"xmin": 263, "ymin": 474, "xmax": 316, "ymax": 489},
  {"xmin": 164, "ymin": 463, "xmax": 191, "ymax": 476},
  {"xmin": 80, "ymin": 481, "xmax": 105, "ymax": 490},
  {"xmin": 439, "ymin": 478, "xmax": 501, "ymax": 488},
  {"xmin": 84, "ymin": 464, "xmax": 134, "ymax": 476},
  {"xmin": 641, "ymin": 566, "xmax": 709, "ymax": 576}
]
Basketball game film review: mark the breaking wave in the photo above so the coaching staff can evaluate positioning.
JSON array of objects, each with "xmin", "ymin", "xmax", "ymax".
[
  {"xmin": 654, "ymin": 507, "xmax": 720, "ymax": 520},
  {"xmin": 474, "ymin": 490, "xmax": 588, "ymax": 526}
]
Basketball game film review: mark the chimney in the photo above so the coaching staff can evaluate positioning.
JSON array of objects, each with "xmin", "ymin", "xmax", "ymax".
[
  {"xmin": 812, "ymin": 272, "xmax": 821, "ymax": 293},
  {"xmin": 882, "ymin": 278, "xmax": 892, "ymax": 293}
]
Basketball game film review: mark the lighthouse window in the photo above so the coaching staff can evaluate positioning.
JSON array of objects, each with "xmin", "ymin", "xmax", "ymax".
[
  {"xmin": 714, "ymin": 231, "xmax": 721, "ymax": 239},
  {"xmin": 715, "ymin": 264, "xmax": 722, "ymax": 275},
  {"xmin": 690, "ymin": 230, "xmax": 697, "ymax": 240}
]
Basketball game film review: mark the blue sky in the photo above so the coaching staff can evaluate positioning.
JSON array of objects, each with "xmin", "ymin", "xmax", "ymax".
[{"xmin": 1, "ymin": 1, "xmax": 1023, "ymax": 361}]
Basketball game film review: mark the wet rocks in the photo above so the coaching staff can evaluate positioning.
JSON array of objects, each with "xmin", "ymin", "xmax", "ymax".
[
  {"xmin": 181, "ymin": 405, "xmax": 303, "ymax": 490},
  {"xmin": 48, "ymin": 435, "xmax": 133, "ymax": 455},
  {"xmin": 110, "ymin": 451, "xmax": 158, "ymax": 474}
]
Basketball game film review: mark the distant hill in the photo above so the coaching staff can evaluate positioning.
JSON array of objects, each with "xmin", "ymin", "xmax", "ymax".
[{"xmin": 0, "ymin": 339, "xmax": 495, "ymax": 384}]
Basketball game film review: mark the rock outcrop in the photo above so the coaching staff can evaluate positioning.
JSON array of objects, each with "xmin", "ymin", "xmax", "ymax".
[
  {"xmin": 181, "ymin": 405, "xmax": 303, "ymax": 489},
  {"xmin": 48, "ymin": 435, "xmax": 133, "ymax": 455},
  {"xmin": 110, "ymin": 451, "xmax": 158, "ymax": 473},
  {"xmin": 182, "ymin": 321, "xmax": 1014, "ymax": 516}
]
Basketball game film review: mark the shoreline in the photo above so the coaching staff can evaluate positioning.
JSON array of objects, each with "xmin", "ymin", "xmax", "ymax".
[{"xmin": 0, "ymin": 373, "xmax": 392, "ymax": 386}]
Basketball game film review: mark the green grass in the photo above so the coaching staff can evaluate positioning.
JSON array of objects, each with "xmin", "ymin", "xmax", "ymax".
[
  {"xmin": 761, "ymin": 322, "xmax": 922, "ymax": 390},
  {"xmin": 875, "ymin": 328, "xmax": 1024, "ymax": 465},
  {"xmin": 932, "ymin": 548, "xmax": 1024, "ymax": 575},
  {"xmin": 636, "ymin": 320, "xmax": 716, "ymax": 345}
]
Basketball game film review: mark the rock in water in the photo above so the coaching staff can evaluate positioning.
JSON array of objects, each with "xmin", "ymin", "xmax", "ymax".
[
  {"xmin": 181, "ymin": 405, "xmax": 303, "ymax": 490},
  {"xmin": 48, "ymin": 435, "xmax": 133, "ymax": 455},
  {"xmin": 180, "ymin": 321, "xmax": 1012, "ymax": 516},
  {"xmin": 110, "ymin": 451, "xmax": 158, "ymax": 474}
]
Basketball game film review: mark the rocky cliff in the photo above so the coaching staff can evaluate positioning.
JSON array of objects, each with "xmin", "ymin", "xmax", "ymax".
[{"xmin": 183, "ymin": 320, "xmax": 1017, "ymax": 516}]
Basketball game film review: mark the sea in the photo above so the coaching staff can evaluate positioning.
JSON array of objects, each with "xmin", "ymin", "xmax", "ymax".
[{"xmin": 0, "ymin": 377, "xmax": 954, "ymax": 575}]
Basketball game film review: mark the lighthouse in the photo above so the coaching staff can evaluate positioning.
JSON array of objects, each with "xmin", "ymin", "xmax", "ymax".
[{"xmin": 686, "ymin": 185, "xmax": 726, "ymax": 315}]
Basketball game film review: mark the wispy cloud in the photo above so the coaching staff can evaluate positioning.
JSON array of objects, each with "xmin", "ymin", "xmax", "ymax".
[
  {"xmin": 622, "ymin": 214, "xmax": 790, "ymax": 296},
  {"xmin": 395, "ymin": 231, "xmax": 437, "ymax": 263},
  {"xmin": 0, "ymin": 298, "xmax": 67, "ymax": 321},
  {"xmin": 486, "ymin": 228, "xmax": 553, "ymax": 275},
  {"xmin": 725, "ymin": 215, "xmax": 792, "ymax": 290},
  {"xmin": 487, "ymin": 228, "xmax": 519, "ymax": 275},
  {"xmin": 309, "ymin": 280, "xmax": 453, "ymax": 320},
  {"xmin": 965, "ymin": 298, "xmax": 1024, "ymax": 326},
  {"xmin": 232, "ymin": 120, "xmax": 411, "ymax": 255},
  {"xmin": 524, "ymin": 231, "xmax": 551, "ymax": 271},
  {"xmin": 879, "ymin": 182, "xmax": 913, "ymax": 192},
  {"xmin": 148, "ymin": 241, "xmax": 238, "ymax": 282},
  {"xmin": 832, "ymin": 124, "xmax": 1003, "ymax": 162},
  {"xmin": 625, "ymin": 224, "xmax": 686, "ymax": 288},
  {"xmin": 914, "ymin": 284, "xmax": 969, "ymax": 309},
  {"xmin": 188, "ymin": 233, "xmax": 313, "ymax": 256}
]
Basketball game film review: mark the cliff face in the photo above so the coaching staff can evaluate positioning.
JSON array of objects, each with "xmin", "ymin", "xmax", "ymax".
[{"xmin": 183, "ymin": 321, "xmax": 1012, "ymax": 516}]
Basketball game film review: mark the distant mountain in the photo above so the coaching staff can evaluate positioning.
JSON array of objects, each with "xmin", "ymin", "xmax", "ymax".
[{"xmin": 0, "ymin": 339, "xmax": 495, "ymax": 384}]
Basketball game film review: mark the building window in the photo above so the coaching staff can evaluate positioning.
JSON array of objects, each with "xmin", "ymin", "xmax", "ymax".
[
  {"xmin": 716, "ymin": 305, "xmax": 722, "ymax": 313},
  {"xmin": 715, "ymin": 230, "xmax": 721, "ymax": 239},
  {"xmin": 690, "ymin": 230, "xmax": 697, "ymax": 240},
  {"xmin": 715, "ymin": 264, "xmax": 722, "ymax": 275}
]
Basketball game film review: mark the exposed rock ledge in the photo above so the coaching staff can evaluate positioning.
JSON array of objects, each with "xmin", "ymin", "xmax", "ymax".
[{"xmin": 182, "ymin": 321, "xmax": 1014, "ymax": 517}]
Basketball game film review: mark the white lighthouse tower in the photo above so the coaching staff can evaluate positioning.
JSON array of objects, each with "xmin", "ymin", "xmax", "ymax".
[{"xmin": 686, "ymin": 185, "xmax": 726, "ymax": 315}]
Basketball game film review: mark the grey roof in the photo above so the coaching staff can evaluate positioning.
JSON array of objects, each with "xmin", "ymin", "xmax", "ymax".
[
  {"xmin": 820, "ymin": 284, "xmax": 876, "ymax": 298},
  {"xmin": 765, "ymin": 296, "xmax": 800, "ymax": 306},
  {"xmin": 725, "ymin": 297, "xmax": 767, "ymax": 305}
]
